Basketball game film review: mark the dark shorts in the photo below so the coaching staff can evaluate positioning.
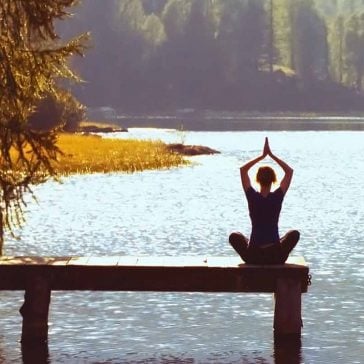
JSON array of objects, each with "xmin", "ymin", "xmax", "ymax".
[{"xmin": 244, "ymin": 244, "xmax": 285, "ymax": 264}]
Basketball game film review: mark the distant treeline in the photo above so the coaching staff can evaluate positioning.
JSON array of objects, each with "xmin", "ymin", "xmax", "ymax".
[{"xmin": 60, "ymin": 0, "xmax": 364, "ymax": 112}]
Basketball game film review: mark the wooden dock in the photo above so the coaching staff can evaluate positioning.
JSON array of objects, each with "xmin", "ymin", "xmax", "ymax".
[{"xmin": 0, "ymin": 255, "xmax": 310, "ymax": 343}]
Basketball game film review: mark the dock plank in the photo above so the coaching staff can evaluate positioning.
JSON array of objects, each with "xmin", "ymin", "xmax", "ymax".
[
  {"xmin": 0, "ymin": 255, "xmax": 310, "ymax": 293},
  {"xmin": 0, "ymin": 256, "xmax": 18, "ymax": 265},
  {"xmin": 136, "ymin": 256, "xmax": 166, "ymax": 266},
  {"xmin": 117, "ymin": 256, "xmax": 138, "ymax": 266},
  {"xmin": 0, "ymin": 255, "xmax": 310, "ymax": 341},
  {"xmin": 158, "ymin": 256, "xmax": 208, "ymax": 267},
  {"xmin": 286, "ymin": 256, "xmax": 307, "ymax": 266},
  {"xmin": 87, "ymin": 257, "xmax": 119, "ymax": 266},
  {"xmin": 0, "ymin": 255, "xmax": 307, "ymax": 268},
  {"xmin": 206, "ymin": 256, "xmax": 240, "ymax": 267},
  {"xmin": 0, "ymin": 256, "xmax": 71, "ymax": 265},
  {"xmin": 67, "ymin": 257, "xmax": 90, "ymax": 265}
]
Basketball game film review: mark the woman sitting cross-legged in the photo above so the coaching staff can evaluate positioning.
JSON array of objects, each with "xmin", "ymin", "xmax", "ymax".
[{"xmin": 229, "ymin": 137, "xmax": 300, "ymax": 264}]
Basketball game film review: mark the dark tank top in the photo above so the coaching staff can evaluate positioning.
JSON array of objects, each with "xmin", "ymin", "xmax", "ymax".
[{"xmin": 245, "ymin": 186, "xmax": 284, "ymax": 247}]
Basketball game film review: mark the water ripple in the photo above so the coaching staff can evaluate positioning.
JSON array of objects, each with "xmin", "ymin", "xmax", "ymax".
[{"xmin": 1, "ymin": 131, "xmax": 364, "ymax": 363}]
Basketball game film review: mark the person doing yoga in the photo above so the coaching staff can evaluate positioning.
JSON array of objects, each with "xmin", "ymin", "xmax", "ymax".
[{"xmin": 229, "ymin": 137, "xmax": 300, "ymax": 264}]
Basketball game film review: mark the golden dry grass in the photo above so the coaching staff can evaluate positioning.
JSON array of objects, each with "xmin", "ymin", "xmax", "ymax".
[
  {"xmin": 78, "ymin": 120, "xmax": 121, "ymax": 129},
  {"xmin": 54, "ymin": 133, "xmax": 187, "ymax": 175}
]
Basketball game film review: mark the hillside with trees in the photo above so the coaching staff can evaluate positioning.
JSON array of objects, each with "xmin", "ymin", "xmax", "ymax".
[{"xmin": 60, "ymin": 0, "xmax": 364, "ymax": 112}]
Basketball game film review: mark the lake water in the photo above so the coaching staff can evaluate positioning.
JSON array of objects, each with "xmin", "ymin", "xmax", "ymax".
[{"xmin": 1, "ymin": 129, "xmax": 364, "ymax": 363}]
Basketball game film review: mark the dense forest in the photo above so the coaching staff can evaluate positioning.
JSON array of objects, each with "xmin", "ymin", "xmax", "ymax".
[{"xmin": 60, "ymin": 0, "xmax": 364, "ymax": 112}]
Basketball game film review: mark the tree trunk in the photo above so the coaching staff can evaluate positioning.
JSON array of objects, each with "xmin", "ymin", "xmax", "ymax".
[
  {"xmin": 338, "ymin": 17, "xmax": 344, "ymax": 84},
  {"xmin": 269, "ymin": 0, "xmax": 274, "ymax": 73}
]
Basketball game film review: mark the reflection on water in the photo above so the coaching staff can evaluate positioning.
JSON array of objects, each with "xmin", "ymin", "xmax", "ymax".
[
  {"xmin": 1, "ymin": 130, "xmax": 363, "ymax": 363},
  {"xmin": 18, "ymin": 338, "xmax": 301, "ymax": 364},
  {"xmin": 274, "ymin": 335, "xmax": 302, "ymax": 364},
  {"xmin": 21, "ymin": 342, "xmax": 49, "ymax": 364}
]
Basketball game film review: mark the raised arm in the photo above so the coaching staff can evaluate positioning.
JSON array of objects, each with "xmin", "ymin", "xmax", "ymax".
[
  {"xmin": 266, "ymin": 139, "xmax": 293, "ymax": 195},
  {"xmin": 240, "ymin": 142, "xmax": 267, "ymax": 191}
]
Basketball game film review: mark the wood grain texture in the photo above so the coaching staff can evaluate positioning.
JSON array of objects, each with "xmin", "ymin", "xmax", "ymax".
[{"xmin": 0, "ymin": 256, "xmax": 309, "ymax": 293}]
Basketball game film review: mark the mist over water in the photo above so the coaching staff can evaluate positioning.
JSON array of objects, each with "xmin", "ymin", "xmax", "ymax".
[{"xmin": 1, "ymin": 130, "xmax": 364, "ymax": 363}]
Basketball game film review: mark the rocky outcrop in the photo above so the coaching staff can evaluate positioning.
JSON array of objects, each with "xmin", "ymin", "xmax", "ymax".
[{"xmin": 167, "ymin": 143, "xmax": 220, "ymax": 156}]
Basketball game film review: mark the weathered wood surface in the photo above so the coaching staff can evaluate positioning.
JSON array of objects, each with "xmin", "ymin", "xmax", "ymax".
[
  {"xmin": 19, "ymin": 274, "xmax": 51, "ymax": 343},
  {"xmin": 0, "ymin": 256, "xmax": 309, "ymax": 293},
  {"xmin": 274, "ymin": 278, "xmax": 303, "ymax": 335},
  {"xmin": 0, "ymin": 256, "xmax": 310, "ymax": 340}
]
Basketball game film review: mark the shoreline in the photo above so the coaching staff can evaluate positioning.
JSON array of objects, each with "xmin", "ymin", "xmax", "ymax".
[{"xmin": 115, "ymin": 116, "xmax": 364, "ymax": 131}]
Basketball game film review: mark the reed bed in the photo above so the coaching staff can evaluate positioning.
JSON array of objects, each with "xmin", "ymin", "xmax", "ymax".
[
  {"xmin": 79, "ymin": 121, "xmax": 120, "ymax": 129},
  {"xmin": 54, "ymin": 133, "xmax": 187, "ymax": 175}
]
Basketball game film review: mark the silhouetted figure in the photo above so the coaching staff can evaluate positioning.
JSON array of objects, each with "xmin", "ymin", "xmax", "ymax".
[{"xmin": 229, "ymin": 137, "xmax": 299, "ymax": 264}]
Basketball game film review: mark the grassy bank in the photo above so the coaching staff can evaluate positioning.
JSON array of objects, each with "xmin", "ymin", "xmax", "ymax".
[
  {"xmin": 54, "ymin": 133, "xmax": 187, "ymax": 175},
  {"xmin": 79, "ymin": 120, "xmax": 121, "ymax": 129}
]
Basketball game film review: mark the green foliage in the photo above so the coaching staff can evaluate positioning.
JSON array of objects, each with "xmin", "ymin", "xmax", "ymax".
[
  {"xmin": 314, "ymin": 0, "xmax": 364, "ymax": 16},
  {"xmin": 60, "ymin": 90, "xmax": 86, "ymax": 132},
  {"xmin": 28, "ymin": 90, "xmax": 86, "ymax": 132},
  {"xmin": 344, "ymin": 12, "xmax": 364, "ymax": 89},
  {"xmin": 0, "ymin": 0, "xmax": 87, "ymax": 253},
  {"xmin": 218, "ymin": 0, "xmax": 268, "ymax": 79},
  {"xmin": 292, "ymin": 0, "xmax": 329, "ymax": 82},
  {"xmin": 27, "ymin": 94, "xmax": 64, "ymax": 132},
  {"xmin": 162, "ymin": 0, "xmax": 191, "ymax": 39},
  {"xmin": 141, "ymin": 0, "xmax": 168, "ymax": 14},
  {"xmin": 272, "ymin": 0, "xmax": 294, "ymax": 69},
  {"xmin": 143, "ymin": 13, "xmax": 166, "ymax": 46},
  {"xmin": 328, "ymin": 15, "xmax": 345, "ymax": 83},
  {"xmin": 58, "ymin": 0, "xmax": 364, "ymax": 110}
]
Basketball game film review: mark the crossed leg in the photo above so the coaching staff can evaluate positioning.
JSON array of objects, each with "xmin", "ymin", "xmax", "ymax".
[
  {"xmin": 229, "ymin": 232, "xmax": 249, "ymax": 261},
  {"xmin": 229, "ymin": 230, "xmax": 300, "ymax": 264},
  {"xmin": 279, "ymin": 230, "xmax": 300, "ymax": 262}
]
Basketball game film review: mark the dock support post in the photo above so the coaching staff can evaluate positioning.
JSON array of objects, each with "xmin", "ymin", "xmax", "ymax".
[
  {"xmin": 20, "ymin": 273, "xmax": 51, "ymax": 343},
  {"xmin": 273, "ymin": 278, "xmax": 302, "ymax": 336}
]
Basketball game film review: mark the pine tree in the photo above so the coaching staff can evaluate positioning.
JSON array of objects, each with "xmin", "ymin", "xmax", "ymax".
[{"xmin": 0, "ymin": 0, "xmax": 87, "ymax": 254}]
